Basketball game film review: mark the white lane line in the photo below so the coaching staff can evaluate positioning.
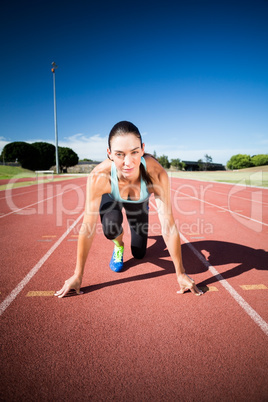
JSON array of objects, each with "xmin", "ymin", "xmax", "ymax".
[
  {"xmin": 168, "ymin": 174, "xmax": 268, "ymax": 190},
  {"xmin": 0, "ymin": 184, "xmax": 86, "ymax": 219},
  {"xmin": 172, "ymin": 188, "xmax": 268, "ymax": 227},
  {"xmin": 149, "ymin": 199, "xmax": 268, "ymax": 336},
  {"xmin": 169, "ymin": 176, "xmax": 268, "ymax": 205},
  {"xmin": 180, "ymin": 233, "xmax": 268, "ymax": 337},
  {"xmin": 0, "ymin": 188, "xmax": 38, "ymax": 201},
  {"xmin": 0, "ymin": 212, "xmax": 84, "ymax": 316},
  {"xmin": 201, "ymin": 189, "xmax": 267, "ymax": 206},
  {"xmin": 0, "ymin": 197, "xmax": 54, "ymax": 218},
  {"xmin": 0, "ymin": 178, "xmax": 85, "ymax": 200}
]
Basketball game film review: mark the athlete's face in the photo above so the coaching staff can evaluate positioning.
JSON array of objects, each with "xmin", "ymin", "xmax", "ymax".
[{"xmin": 108, "ymin": 133, "xmax": 145, "ymax": 179}]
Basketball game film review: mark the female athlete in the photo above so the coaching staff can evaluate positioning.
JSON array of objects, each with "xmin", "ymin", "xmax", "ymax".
[{"xmin": 55, "ymin": 121, "xmax": 203, "ymax": 297}]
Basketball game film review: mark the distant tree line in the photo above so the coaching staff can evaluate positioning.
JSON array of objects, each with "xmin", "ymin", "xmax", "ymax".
[
  {"xmin": 154, "ymin": 151, "xmax": 268, "ymax": 171},
  {"xmin": 154, "ymin": 152, "xmax": 216, "ymax": 171},
  {"xmin": 227, "ymin": 154, "xmax": 268, "ymax": 170},
  {"xmin": 197, "ymin": 154, "xmax": 214, "ymax": 171},
  {"xmin": 1, "ymin": 141, "xmax": 79, "ymax": 172},
  {"xmin": 153, "ymin": 151, "xmax": 186, "ymax": 170}
]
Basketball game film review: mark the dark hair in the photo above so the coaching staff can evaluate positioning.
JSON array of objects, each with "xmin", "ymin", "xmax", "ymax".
[{"xmin": 108, "ymin": 121, "xmax": 153, "ymax": 186}]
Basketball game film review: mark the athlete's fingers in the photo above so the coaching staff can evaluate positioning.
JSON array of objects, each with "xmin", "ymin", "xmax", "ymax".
[
  {"xmin": 54, "ymin": 281, "xmax": 83, "ymax": 298},
  {"xmin": 177, "ymin": 275, "xmax": 203, "ymax": 296},
  {"xmin": 54, "ymin": 280, "xmax": 71, "ymax": 298},
  {"xmin": 57, "ymin": 285, "xmax": 70, "ymax": 298},
  {"xmin": 190, "ymin": 283, "xmax": 203, "ymax": 296},
  {"xmin": 54, "ymin": 285, "xmax": 66, "ymax": 297}
]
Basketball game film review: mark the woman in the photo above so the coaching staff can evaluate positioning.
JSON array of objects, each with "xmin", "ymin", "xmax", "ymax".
[{"xmin": 55, "ymin": 121, "xmax": 203, "ymax": 297}]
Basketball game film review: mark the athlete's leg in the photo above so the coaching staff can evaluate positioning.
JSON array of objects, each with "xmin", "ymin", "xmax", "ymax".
[
  {"xmin": 99, "ymin": 194, "xmax": 123, "ymax": 240},
  {"xmin": 112, "ymin": 230, "xmax": 124, "ymax": 247},
  {"xmin": 124, "ymin": 200, "xmax": 149, "ymax": 259},
  {"xmin": 99, "ymin": 194, "xmax": 124, "ymax": 271}
]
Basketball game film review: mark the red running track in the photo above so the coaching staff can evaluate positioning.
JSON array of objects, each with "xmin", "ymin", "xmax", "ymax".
[{"xmin": 0, "ymin": 176, "xmax": 267, "ymax": 401}]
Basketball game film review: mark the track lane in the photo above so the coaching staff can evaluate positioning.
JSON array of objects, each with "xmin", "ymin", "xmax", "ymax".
[
  {"xmin": 0, "ymin": 178, "xmax": 87, "ymax": 300},
  {"xmin": 0, "ymin": 178, "xmax": 87, "ymax": 217},
  {"xmin": 168, "ymin": 178, "xmax": 268, "ymax": 326},
  {"xmin": 169, "ymin": 178, "xmax": 268, "ymax": 227}
]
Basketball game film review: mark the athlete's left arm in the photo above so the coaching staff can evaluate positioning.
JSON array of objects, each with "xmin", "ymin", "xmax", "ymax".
[{"xmin": 154, "ymin": 168, "xmax": 203, "ymax": 296}]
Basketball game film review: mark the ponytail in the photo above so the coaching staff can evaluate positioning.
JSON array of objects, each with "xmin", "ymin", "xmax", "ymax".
[{"xmin": 140, "ymin": 153, "xmax": 154, "ymax": 186}]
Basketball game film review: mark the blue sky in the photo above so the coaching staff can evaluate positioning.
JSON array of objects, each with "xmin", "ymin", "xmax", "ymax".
[{"xmin": 0, "ymin": 0, "xmax": 267, "ymax": 165}]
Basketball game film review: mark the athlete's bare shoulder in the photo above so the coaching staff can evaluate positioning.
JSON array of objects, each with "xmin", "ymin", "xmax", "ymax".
[
  {"xmin": 144, "ymin": 153, "xmax": 167, "ymax": 180},
  {"xmin": 91, "ymin": 158, "xmax": 112, "ymax": 176},
  {"xmin": 87, "ymin": 158, "xmax": 112, "ymax": 196},
  {"xmin": 143, "ymin": 153, "xmax": 169, "ymax": 198}
]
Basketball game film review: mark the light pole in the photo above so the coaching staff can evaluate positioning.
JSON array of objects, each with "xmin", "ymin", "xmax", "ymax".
[{"xmin": 51, "ymin": 62, "xmax": 59, "ymax": 174}]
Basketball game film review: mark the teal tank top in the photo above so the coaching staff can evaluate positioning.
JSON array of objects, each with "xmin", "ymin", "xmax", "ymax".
[{"xmin": 109, "ymin": 156, "xmax": 150, "ymax": 203}]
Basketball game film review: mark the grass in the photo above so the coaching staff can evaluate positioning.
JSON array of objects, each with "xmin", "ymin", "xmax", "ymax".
[
  {"xmin": 168, "ymin": 165, "xmax": 268, "ymax": 187},
  {"xmin": 0, "ymin": 165, "xmax": 35, "ymax": 180},
  {"xmin": 0, "ymin": 165, "xmax": 80, "ymax": 191}
]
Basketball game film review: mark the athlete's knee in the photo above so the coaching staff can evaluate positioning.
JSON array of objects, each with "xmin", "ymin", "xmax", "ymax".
[
  {"xmin": 131, "ymin": 246, "xmax": 147, "ymax": 259},
  {"xmin": 101, "ymin": 210, "xmax": 123, "ymax": 240},
  {"xmin": 102, "ymin": 222, "xmax": 122, "ymax": 240}
]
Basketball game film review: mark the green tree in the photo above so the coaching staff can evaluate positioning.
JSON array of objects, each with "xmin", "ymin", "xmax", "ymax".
[
  {"xmin": 1, "ymin": 141, "xmax": 40, "ymax": 170},
  {"xmin": 197, "ymin": 159, "xmax": 204, "ymax": 171},
  {"xmin": 170, "ymin": 158, "xmax": 185, "ymax": 170},
  {"xmin": 227, "ymin": 154, "xmax": 253, "ymax": 170},
  {"xmin": 204, "ymin": 154, "xmax": 213, "ymax": 170},
  {"xmin": 58, "ymin": 147, "xmax": 79, "ymax": 172},
  {"xmin": 32, "ymin": 142, "xmax": 55, "ymax": 170},
  {"xmin": 157, "ymin": 155, "xmax": 170, "ymax": 169},
  {"xmin": 251, "ymin": 154, "xmax": 268, "ymax": 167}
]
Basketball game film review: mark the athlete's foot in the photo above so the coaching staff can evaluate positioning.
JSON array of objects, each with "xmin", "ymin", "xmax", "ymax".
[{"xmin": 109, "ymin": 245, "xmax": 124, "ymax": 272}]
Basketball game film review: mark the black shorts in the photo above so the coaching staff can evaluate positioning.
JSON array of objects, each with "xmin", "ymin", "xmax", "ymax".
[{"xmin": 99, "ymin": 194, "xmax": 149, "ymax": 259}]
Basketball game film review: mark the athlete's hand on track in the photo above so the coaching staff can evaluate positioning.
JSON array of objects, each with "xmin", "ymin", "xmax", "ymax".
[
  {"xmin": 54, "ymin": 274, "xmax": 83, "ymax": 298},
  {"xmin": 177, "ymin": 273, "xmax": 203, "ymax": 296}
]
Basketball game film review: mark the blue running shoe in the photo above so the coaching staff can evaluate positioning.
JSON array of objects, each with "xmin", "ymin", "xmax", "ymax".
[{"xmin": 109, "ymin": 245, "xmax": 124, "ymax": 272}]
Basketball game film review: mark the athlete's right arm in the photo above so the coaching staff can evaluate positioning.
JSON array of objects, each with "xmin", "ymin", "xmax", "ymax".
[{"xmin": 55, "ymin": 164, "xmax": 111, "ymax": 298}]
